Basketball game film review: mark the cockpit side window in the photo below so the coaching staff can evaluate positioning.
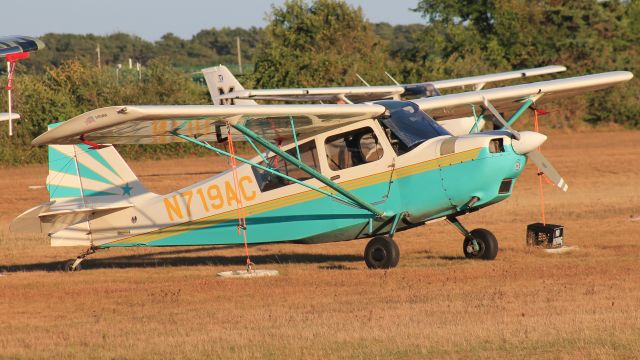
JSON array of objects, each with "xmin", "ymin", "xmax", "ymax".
[
  {"xmin": 324, "ymin": 127, "xmax": 384, "ymax": 171},
  {"xmin": 252, "ymin": 140, "xmax": 320, "ymax": 192}
]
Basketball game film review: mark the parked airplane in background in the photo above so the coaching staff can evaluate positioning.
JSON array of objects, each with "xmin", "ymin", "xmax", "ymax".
[
  {"xmin": 10, "ymin": 65, "xmax": 632, "ymax": 271},
  {"xmin": 202, "ymin": 65, "xmax": 567, "ymax": 135},
  {"xmin": 0, "ymin": 112, "xmax": 20, "ymax": 122}
]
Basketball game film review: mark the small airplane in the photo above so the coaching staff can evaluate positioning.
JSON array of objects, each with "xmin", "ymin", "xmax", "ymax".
[
  {"xmin": 202, "ymin": 64, "xmax": 568, "ymax": 135},
  {"xmin": 0, "ymin": 35, "xmax": 45, "ymax": 135},
  {"xmin": 10, "ymin": 69, "xmax": 633, "ymax": 271}
]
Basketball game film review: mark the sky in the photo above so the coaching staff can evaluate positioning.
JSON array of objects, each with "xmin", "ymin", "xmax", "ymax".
[{"xmin": 3, "ymin": 0, "xmax": 425, "ymax": 41}]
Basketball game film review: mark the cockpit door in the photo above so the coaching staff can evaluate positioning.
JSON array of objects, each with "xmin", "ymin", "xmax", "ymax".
[{"xmin": 317, "ymin": 120, "xmax": 395, "ymax": 206}]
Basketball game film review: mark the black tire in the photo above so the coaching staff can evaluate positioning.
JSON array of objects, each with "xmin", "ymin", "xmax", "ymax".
[
  {"xmin": 62, "ymin": 260, "xmax": 81, "ymax": 272},
  {"xmin": 364, "ymin": 236, "xmax": 400, "ymax": 269},
  {"xmin": 463, "ymin": 228, "xmax": 498, "ymax": 260}
]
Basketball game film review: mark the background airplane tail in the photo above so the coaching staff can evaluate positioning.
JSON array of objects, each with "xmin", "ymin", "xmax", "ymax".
[{"xmin": 201, "ymin": 65, "xmax": 257, "ymax": 105}]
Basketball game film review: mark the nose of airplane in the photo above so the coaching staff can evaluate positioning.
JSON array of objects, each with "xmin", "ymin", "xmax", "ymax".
[{"xmin": 511, "ymin": 131, "xmax": 547, "ymax": 154}]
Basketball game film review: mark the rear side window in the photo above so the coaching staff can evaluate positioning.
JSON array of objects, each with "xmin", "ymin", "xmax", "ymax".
[
  {"xmin": 252, "ymin": 140, "xmax": 320, "ymax": 192},
  {"xmin": 324, "ymin": 127, "xmax": 384, "ymax": 171}
]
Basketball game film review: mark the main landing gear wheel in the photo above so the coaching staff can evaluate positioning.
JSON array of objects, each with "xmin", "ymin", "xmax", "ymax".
[
  {"xmin": 463, "ymin": 228, "xmax": 498, "ymax": 260},
  {"xmin": 364, "ymin": 235, "xmax": 400, "ymax": 269}
]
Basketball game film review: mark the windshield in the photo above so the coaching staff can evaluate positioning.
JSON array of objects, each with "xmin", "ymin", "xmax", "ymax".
[{"xmin": 375, "ymin": 100, "xmax": 450, "ymax": 154}]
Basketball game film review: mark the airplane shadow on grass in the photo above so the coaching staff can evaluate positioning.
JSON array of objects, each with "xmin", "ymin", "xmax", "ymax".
[{"xmin": 0, "ymin": 245, "xmax": 365, "ymax": 273}]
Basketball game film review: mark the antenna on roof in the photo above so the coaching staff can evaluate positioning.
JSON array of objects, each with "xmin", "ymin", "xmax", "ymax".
[
  {"xmin": 355, "ymin": 73, "xmax": 370, "ymax": 87},
  {"xmin": 385, "ymin": 71, "xmax": 400, "ymax": 86}
]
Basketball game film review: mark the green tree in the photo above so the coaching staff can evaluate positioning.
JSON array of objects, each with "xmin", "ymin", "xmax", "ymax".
[
  {"xmin": 0, "ymin": 59, "xmax": 210, "ymax": 165},
  {"xmin": 250, "ymin": 0, "xmax": 392, "ymax": 88},
  {"xmin": 405, "ymin": 0, "xmax": 639, "ymax": 127}
]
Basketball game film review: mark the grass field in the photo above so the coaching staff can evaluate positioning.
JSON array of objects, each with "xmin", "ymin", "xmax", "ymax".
[{"xmin": 1, "ymin": 130, "xmax": 639, "ymax": 359}]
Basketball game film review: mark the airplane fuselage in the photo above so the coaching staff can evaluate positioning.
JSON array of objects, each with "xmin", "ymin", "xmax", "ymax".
[{"xmin": 78, "ymin": 114, "xmax": 526, "ymax": 249}]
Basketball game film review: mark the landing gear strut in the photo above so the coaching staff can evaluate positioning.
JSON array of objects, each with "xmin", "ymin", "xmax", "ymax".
[
  {"xmin": 447, "ymin": 216, "xmax": 498, "ymax": 260},
  {"xmin": 62, "ymin": 247, "xmax": 96, "ymax": 272},
  {"xmin": 364, "ymin": 235, "xmax": 400, "ymax": 269}
]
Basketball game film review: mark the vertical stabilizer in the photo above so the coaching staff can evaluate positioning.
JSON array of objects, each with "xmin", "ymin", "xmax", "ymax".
[
  {"xmin": 202, "ymin": 65, "xmax": 257, "ymax": 105},
  {"xmin": 42, "ymin": 123, "xmax": 154, "ymax": 246},
  {"xmin": 46, "ymin": 124, "xmax": 150, "ymax": 205}
]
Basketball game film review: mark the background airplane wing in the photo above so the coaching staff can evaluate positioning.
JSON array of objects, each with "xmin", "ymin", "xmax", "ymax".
[
  {"xmin": 412, "ymin": 71, "xmax": 634, "ymax": 121},
  {"xmin": 211, "ymin": 86, "xmax": 405, "ymax": 103},
  {"xmin": 423, "ymin": 65, "xmax": 566, "ymax": 91},
  {"xmin": 210, "ymin": 66, "xmax": 566, "ymax": 104},
  {"xmin": 0, "ymin": 35, "xmax": 45, "ymax": 57},
  {"xmin": 32, "ymin": 104, "xmax": 387, "ymax": 145}
]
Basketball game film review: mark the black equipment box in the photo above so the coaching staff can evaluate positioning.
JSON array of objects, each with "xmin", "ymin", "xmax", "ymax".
[{"xmin": 526, "ymin": 223, "xmax": 564, "ymax": 248}]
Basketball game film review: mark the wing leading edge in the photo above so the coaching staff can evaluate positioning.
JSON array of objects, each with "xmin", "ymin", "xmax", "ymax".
[
  {"xmin": 413, "ymin": 71, "xmax": 634, "ymax": 121},
  {"xmin": 32, "ymin": 104, "xmax": 387, "ymax": 146}
]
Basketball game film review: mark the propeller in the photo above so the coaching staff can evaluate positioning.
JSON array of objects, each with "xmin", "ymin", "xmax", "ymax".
[
  {"xmin": 526, "ymin": 150, "xmax": 569, "ymax": 192},
  {"xmin": 482, "ymin": 97, "xmax": 520, "ymax": 140},
  {"xmin": 482, "ymin": 96, "xmax": 568, "ymax": 192}
]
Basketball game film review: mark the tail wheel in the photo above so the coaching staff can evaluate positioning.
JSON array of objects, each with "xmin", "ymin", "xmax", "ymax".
[
  {"xmin": 364, "ymin": 236, "xmax": 400, "ymax": 269},
  {"xmin": 463, "ymin": 228, "xmax": 498, "ymax": 260},
  {"xmin": 62, "ymin": 260, "xmax": 82, "ymax": 272}
]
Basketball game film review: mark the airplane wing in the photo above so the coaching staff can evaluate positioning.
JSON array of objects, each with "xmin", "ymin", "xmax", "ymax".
[
  {"xmin": 419, "ymin": 65, "xmax": 567, "ymax": 92},
  {"xmin": 0, "ymin": 35, "xmax": 45, "ymax": 57},
  {"xmin": 210, "ymin": 66, "xmax": 566, "ymax": 104},
  {"xmin": 32, "ymin": 104, "xmax": 387, "ymax": 145},
  {"xmin": 212, "ymin": 86, "xmax": 405, "ymax": 103},
  {"xmin": 413, "ymin": 71, "xmax": 634, "ymax": 121},
  {"xmin": 0, "ymin": 113, "xmax": 20, "ymax": 121}
]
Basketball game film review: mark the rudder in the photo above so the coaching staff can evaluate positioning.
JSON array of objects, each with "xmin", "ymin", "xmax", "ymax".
[
  {"xmin": 46, "ymin": 124, "xmax": 150, "ymax": 204},
  {"xmin": 201, "ymin": 65, "xmax": 257, "ymax": 105}
]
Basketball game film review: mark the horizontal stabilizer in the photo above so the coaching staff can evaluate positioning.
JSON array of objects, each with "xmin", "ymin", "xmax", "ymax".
[
  {"xmin": 10, "ymin": 202, "xmax": 133, "ymax": 234},
  {"xmin": 38, "ymin": 204, "xmax": 134, "ymax": 222},
  {"xmin": 0, "ymin": 113, "xmax": 20, "ymax": 122}
]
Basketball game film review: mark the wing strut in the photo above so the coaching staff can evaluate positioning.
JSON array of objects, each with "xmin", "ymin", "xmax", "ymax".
[
  {"xmin": 170, "ymin": 129, "xmax": 385, "ymax": 218},
  {"xmin": 231, "ymin": 123, "xmax": 385, "ymax": 217}
]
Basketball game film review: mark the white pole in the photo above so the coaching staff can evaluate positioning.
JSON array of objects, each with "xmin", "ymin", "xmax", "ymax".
[
  {"xmin": 96, "ymin": 43, "xmax": 101, "ymax": 69},
  {"xmin": 236, "ymin": 37, "xmax": 243, "ymax": 75},
  {"xmin": 7, "ymin": 61, "xmax": 12, "ymax": 136}
]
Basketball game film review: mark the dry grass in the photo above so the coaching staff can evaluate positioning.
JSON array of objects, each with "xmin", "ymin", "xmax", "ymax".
[{"xmin": 1, "ymin": 130, "xmax": 640, "ymax": 359}]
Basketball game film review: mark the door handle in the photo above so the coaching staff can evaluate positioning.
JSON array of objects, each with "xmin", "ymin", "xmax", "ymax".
[{"xmin": 330, "ymin": 175, "xmax": 341, "ymax": 181}]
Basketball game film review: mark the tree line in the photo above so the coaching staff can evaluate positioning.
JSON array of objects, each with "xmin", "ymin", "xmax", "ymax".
[{"xmin": 0, "ymin": 0, "xmax": 638, "ymax": 165}]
